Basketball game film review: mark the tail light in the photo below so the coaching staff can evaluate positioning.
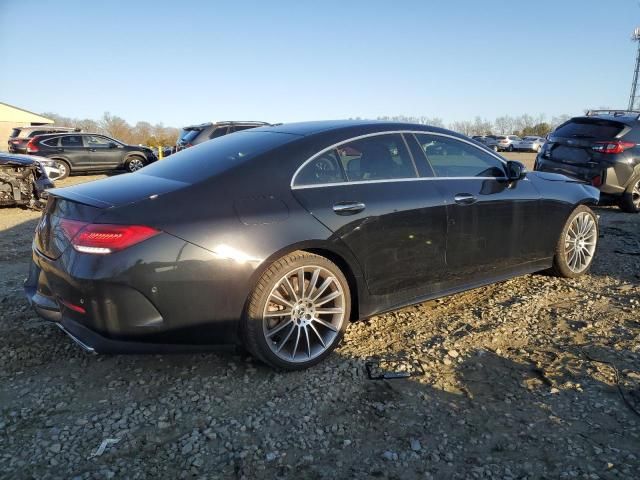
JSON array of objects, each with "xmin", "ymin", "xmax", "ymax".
[
  {"xmin": 591, "ymin": 141, "xmax": 635, "ymax": 154},
  {"xmin": 26, "ymin": 136, "xmax": 40, "ymax": 153},
  {"xmin": 59, "ymin": 219, "xmax": 160, "ymax": 254},
  {"xmin": 591, "ymin": 175, "xmax": 602, "ymax": 187}
]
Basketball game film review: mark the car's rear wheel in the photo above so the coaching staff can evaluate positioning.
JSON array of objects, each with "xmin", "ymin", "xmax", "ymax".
[
  {"xmin": 619, "ymin": 175, "xmax": 640, "ymax": 213},
  {"xmin": 549, "ymin": 205, "xmax": 598, "ymax": 278},
  {"xmin": 243, "ymin": 251, "xmax": 351, "ymax": 370},
  {"xmin": 53, "ymin": 159, "xmax": 70, "ymax": 180},
  {"xmin": 508, "ymin": 145, "xmax": 514, "ymax": 152},
  {"xmin": 126, "ymin": 156, "xmax": 145, "ymax": 172},
  {"xmin": 491, "ymin": 145, "xmax": 498, "ymax": 152}
]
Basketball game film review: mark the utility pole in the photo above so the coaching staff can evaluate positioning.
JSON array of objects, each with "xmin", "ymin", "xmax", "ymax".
[{"xmin": 628, "ymin": 27, "xmax": 640, "ymax": 110}]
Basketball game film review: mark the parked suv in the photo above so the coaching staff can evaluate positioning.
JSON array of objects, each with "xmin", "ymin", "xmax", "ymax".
[
  {"xmin": 535, "ymin": 110, "xmax": 640, "ymax": 212},
  {"xmin": 25, "ymin": 133, "xmax": 157, "ymax": 179},
  {"xmin": 177, "ymin": 121, "xmax": 270, "ymax": 150},
  {"xmin": 8, "ymin": 126, "xmax": 79, "ymax": 154}
]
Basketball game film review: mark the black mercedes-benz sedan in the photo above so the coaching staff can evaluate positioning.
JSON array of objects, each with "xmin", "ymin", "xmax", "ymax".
[{"xmin": 25, "ymin": 121, "xmax": 600, "ymax": 369}]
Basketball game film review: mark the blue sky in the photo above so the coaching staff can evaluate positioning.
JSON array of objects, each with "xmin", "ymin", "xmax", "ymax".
[{"xmin": 0, "ymin": 0, "xmax": 637, "ymax": 126}]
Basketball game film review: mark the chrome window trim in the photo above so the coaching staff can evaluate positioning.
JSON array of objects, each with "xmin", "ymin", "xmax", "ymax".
[
  {"xmin": 292, "ymin": 176, "xmax": 510, "ymax": 190},
  {"xmin": 290, "ymin": 130, "xmax": 508, "ymax": 189}
]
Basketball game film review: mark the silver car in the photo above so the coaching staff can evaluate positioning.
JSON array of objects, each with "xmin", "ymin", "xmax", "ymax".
[
  {"xmin": 495, "ymin": 135, "xmax": 522, "ymax": 152},
  {"xmin": 515, "ymin": 136, "xmax": 546, "ymax": 152}
]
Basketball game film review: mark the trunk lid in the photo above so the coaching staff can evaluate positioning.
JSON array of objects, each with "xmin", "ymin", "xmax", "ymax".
[{"xmin": 35, "ymin": 173, "xmax": 189, "ymax": 259}]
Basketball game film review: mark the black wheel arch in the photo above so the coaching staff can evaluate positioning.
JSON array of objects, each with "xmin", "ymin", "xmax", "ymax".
[{"xmin": 244, "ymin": 240, "xmax": 366, "ymax": 323}]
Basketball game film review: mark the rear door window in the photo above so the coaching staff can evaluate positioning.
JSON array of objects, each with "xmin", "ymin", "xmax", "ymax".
[
  {"xmin": 337, "ymin": 134, "xmax": 417, "ymax": 181},
  {"xmin": 209, "ymin": 127, "xmax": 229, "ymax": 139},
  {"xmin": 553, "ymin": 119, "xmax": 625, "ymax": 140},
  {"xmin": 294, "ymin": 150, "xmax": 346, "ymax": 186},
  {"xmin": 10, "ymin": 128, "xmax": 22, "ymax": 138}
]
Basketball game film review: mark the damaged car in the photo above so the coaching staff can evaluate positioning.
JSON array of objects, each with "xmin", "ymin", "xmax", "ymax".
[{"xmin": 0, "ymin": 152, "xmax": 56, "ymax": 209}]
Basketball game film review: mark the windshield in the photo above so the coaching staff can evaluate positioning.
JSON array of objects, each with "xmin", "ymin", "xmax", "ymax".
[
  {"xmin": 140, "ymin": 131, "xmax": 298, "ymax": 183},
  {"xmin": 553, "ymin": 119, "xmax": 625, "ymax": 140}
]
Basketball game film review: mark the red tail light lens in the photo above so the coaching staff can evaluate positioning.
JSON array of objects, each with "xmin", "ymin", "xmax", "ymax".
[
  {"xmin": 591, "ymin": 175, "xmax": 602, "ymax": 187},
  {"xmin": 59, "ymin": 219, "xmax": 160, "ymax": 254},
  {"xmin": 591, "ymin": 141, "xmax": 635, "ymax": 154},
  {"xmin": 26, "ymin": 136, "xmax": 40, "ymax": 153}
]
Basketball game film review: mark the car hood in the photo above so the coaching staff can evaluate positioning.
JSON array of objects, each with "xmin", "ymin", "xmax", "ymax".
[
  {"xmin": 48, "ymin": 172, "xmax": 190, "ymax": 208},
  {"xmin": 0, "ymin": 153, "xmax": 37, "ymax": 167}
]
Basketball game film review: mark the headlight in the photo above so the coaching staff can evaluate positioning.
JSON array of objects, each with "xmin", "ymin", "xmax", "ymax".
[{"xmin": 37, "ymin": 160, "xmax": 58, "ymax": 167}]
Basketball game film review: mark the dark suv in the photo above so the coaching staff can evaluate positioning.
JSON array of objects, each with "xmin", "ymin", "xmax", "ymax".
[
  {"xmin": 8, "ymin": 126, "xmax": 79, "ymax": 154},
  {"xmin": 25, "ymin": 133, "xmax": 157, "ymax": 179},
  {"xmin": 177, "ymin": 121, "xmax": 270, "ymax": 150},
  {"xmin": 535, "ymin": 110, "xmax": 640, "ymax": 213}
]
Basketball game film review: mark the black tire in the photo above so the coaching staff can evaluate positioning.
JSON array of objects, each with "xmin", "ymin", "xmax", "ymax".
[
  {"xmin": 548, "ymin": 205, "xmax": 598, "ymax": 278},
  {"xmin": 491, "ymin": 145, "xmax": 498, "ymax": 152},
  {"xmin": 618, "ymin": 175, "xmax": 640, "ymax": 213},
  {"xmin": 242, "ymin": 251, "xmax": 351, "ymax": 370},
  {"xmin": 508, "ymin": 144, "xmax": 514, "ymax": 152},
  {"xmin": 126, "ymin": 156, "xmax": 146, "ymax": 172},
  {"xmin": 53, "ymin": 159, "xmax": 70, "ymax": 180}
]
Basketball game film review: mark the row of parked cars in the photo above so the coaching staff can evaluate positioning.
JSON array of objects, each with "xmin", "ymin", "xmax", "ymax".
[{"xmin": 472, "ymin": 134, "xmax": 546, "ymax": 152}]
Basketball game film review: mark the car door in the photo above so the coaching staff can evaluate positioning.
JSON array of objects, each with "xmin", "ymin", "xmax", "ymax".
[
  {"xmin": 292, "ymin": 132, "xmax": 449, "ymax": 307},
  {"xmin": 412, "ymin": 133, "xmax": 543, "ymax": 286},
  {"xmin": 59, "ymin": 135, "xmax": 88, "ymax": 168},
  {"xmin": 84, "ymin": 135, "xmax": 122, "ymax": 168}
]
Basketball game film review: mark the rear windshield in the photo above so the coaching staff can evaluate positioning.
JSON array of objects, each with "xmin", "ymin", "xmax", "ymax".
[
  {"xmin": 553, "ymin": 119, "xmax": 625, "ymax": 140},
  {"xmin": 10, "ymin": 128, "xmax": 22, "ymax": 138},
  {"xmin": 140, "ymin": 131, "xmax": 298, "ymax": 183}
]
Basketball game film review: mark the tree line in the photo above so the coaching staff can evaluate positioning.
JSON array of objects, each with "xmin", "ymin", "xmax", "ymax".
[
  {"xmin": 41, "ymin": 112, "xmax": 181, "ymax": 147},
  {"xmin": 43, "ymin": 111, "xmax": 576, "ymax": 146},
  {"xmin": 374, "ymin": 114, "xmax": 573, "ymax": 138}
]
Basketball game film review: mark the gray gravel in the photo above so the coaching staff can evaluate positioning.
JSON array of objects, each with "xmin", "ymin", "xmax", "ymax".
[{"xmin": 0, "ymin": 173, "xmax": 639, "ymax": 479}]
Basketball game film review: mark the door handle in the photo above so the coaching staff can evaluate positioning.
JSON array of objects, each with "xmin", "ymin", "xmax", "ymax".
[
  {"xmin": 332, "ymin": 202, "xmax": 366, "ymax": 215},
  {"xmin": 454, "ymin": 194, "xmax": 477, "ymax": 205}
]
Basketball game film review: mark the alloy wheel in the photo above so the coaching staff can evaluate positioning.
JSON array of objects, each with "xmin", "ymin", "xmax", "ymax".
[
  {"xmin": 128, "ymin": 158, "xmax": 145, "ymax": 172},
  {"xmin": 262, "ymin": 266, "xmax": 346, "ymax": 363},
  {"xmin": 632, "ymin": 179, "xmax": 640, "ymax": 208},
  {"xmin": 564, "ymin": 212, "xmax": 597, "ymax": 273},
  {"xmin": 56, "ymin": 161, "xmax": 67, "ymax": 178}
]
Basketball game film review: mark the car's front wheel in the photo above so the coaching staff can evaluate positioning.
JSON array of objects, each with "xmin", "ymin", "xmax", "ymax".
[
  {"xmin": 242, "ymin": 251, "xmax": 351, "ymax": 370},
  {"xmin": 508, "ymin": 145, "xmax": 514, "ymax": 152},
  {"xmin": 619, "ymin": 175, "xmax": 640, "ymax": 213},
  {"xmin": 53, "ymin": 159, "xmax": 70, "ymax": 180},
  {"xmin": 549, "ymin": 205, "xmax": 598, "ymax": 278}
]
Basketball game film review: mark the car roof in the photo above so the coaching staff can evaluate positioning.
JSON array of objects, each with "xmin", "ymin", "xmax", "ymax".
[
  {"xmin": 182, "ymin": 121, "xmax": 270, "ymax": 130},
  {"xmin": 249, "ymin": 120, "xmax": 453, "ymax": 137}
]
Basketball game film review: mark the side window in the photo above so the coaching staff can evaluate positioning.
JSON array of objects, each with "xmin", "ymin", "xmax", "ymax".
[
  {"xmin": 414, "ymin": 134, "xmax": 505, "ymax": 178},
  {"xmin": 337, "ymin": 134, "xmax": 416, "ymax": 181},
  {"xmin": 294, "ymin": 149, "xmax": 346, "ymax": 186},
  {"xmin": 29, "ymin": 130, "xmax": 46, "ymax": 137},
  {"xmin": 42, "ymin": 137, "xmax": 60, "ymax": 147},
  {"xmin": 85, "ymin": 135, "xmax": 112, "ymax": 147},
  {"xmin": 210, "ymin": 127, "xmax": 229, "ymax": 139},
  {"xmin": 231, "ymin": 125, "xmax": 255, "ymax": 133},
  {"xmin": 61, "ymin": 135, "xmax": 83, "ymax": 147}
]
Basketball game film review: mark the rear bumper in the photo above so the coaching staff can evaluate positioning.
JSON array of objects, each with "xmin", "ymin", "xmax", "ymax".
[
  {"xmin": 535, "ymin": 156, "xmax": 626, "ymax": 195},
  {"xmin": 24, "ymin": 236, "xmax": 245, "ymax": 353}
]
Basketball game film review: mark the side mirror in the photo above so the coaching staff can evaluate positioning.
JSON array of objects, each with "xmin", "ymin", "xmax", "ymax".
[
  {"xmin": 108, "ymin": 142, "xmax": 118, "ymax": 149},
  {"xmin": 506, "ymin": 160, "xmax": 526, "ymax": 181}
]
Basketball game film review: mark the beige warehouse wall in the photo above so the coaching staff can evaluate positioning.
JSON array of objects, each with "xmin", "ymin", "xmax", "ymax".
[{"xmin": 0, "ymin": 103, "xmax": 54, "ymax": 124}]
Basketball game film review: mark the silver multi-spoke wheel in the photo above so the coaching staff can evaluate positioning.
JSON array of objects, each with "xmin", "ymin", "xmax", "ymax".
[
  {"xmin": 564, "ymin": 211, "xmax": 597, "ymax": 273},
  {"xmin": 632, "ymin": 180, "xmax": 640, "ymax": 208},
  {"xmin": 263, "ymin": 266, "xmax": 346, "ymax": 363},
  {"xmin": 128, "ymin": 158, "xmax": 145, "ymax": 172}
]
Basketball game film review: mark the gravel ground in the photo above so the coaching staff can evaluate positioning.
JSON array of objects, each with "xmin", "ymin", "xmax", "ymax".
[{"xmin": 1, "ymin": 160, "xmax": 639, "ymax": 479}]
